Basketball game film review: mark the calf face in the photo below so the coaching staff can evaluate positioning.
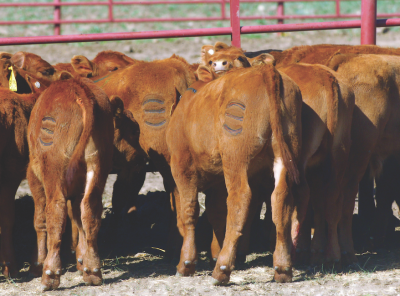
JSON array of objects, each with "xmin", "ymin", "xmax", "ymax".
[{"xmin": 201, "ymin": 42, "xmax": 250, "ymax": 77}]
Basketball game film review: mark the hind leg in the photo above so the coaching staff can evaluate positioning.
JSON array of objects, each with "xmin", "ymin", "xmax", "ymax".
[
  {"xmin": 41, "ymin": 186, "xmax": 67, "ymax": 291},
  {"xmin": 170, "ymin": 159, "xmax": 199, "ymax": 277},
  {"xmin": 79, "ymin": 171, "xmax": 105, "ymax": 286},
  {"xmin": 211, "ymin": 166, "xmax": 252, "ymax": 285},
  {"xmin": 0, "ymin": 177, "xmax": 22, "ymax": 278},
  {"xmin": 204, "ymin": 185, "xmax": 228, "ymax": 267},
  {"xmin": 27, "ymin": 165, "xmax": 47, "ymax": 277}
]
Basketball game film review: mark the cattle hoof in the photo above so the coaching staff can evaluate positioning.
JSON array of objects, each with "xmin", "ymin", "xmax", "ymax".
[
  {"xmin": 274, "ymin": 266, "xmax": 293, "ymax": 283},
  {"xmin": 210, "ymin": 276, "xmax": 229, "ymax": 286},
  {"xmin": 55, "ymin": 270, "xmax": 61, "ymax": 275},
  {"xmin": 210, "ymin": 277, "xmax": 228, "ymax": 286},
  {"xmin": 45, "ymin": 270, "xmax": 52, "ymax": 276},
  {"xmin": 71, "ymin": 250, "xmax": 76, "ymax": 254},
  {"xmin": 93, "ymin": 268, "xmax": 99, "ymax": 273},
  {"xmin": 41, "ymin": 285, "xmax": 50, "ymax": 292},
  {"xmin": 35, "ymin": 262, "xmax": 40, "ymax": 267},
  {"xmin": 213, "ymin": 258, "xmax": 217, "ymax": 262},
  {"xmin": 220, "ymin": 265, "xmax": 227, "ymax": 271},
  {"xmin": 83, "ymin": 267, "xmax": 89, "ymax": 272},
  {"xmin": 175, "ymin": 271, "xmax": 183, "ymax": 277},
  {"xmin": 78, "ymin": 258, "xmax": 83, "ymax": 264},
  {"xmin": 184, "ymin": 260, "xmax": 191, "ymax": 266},
  {"xmin": 274, "ymin": 266, "xmax": 279, "ymax": 271}
]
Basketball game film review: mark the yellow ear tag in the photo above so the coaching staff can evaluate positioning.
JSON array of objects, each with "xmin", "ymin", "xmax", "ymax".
[{"xmin": 8, "ymin": 66, "xmax": 17, "ymax": 92}]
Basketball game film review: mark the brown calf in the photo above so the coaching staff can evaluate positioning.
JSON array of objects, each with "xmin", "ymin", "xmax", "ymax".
[
  {"xmin": 90, "ymin": 55, "xmax": 195, "ymax": 230},
  {"xmin": 276, "ymin": 62, "xmax": 354, "ymax": 266},
  {"xmin": 321, "ymin": 53, "xmax": 400, "ymax": 265},
  {"xmin": 166, "ymin": 64, "xmax": 302, "ymax": 284},
  {"xmin": 270, "ymin": 43, "xmax": 400, "ymax": 67},
  {"xmin": 27, "ymin": 77, "xmax": 132, "ymax": 290},
  {"xmin": 0, "ymin": 68, "xmax": 53, "ymax": 278},
  {"xmin": 202, "ymin": 43, "xmax": 355, "ymax": 268}
]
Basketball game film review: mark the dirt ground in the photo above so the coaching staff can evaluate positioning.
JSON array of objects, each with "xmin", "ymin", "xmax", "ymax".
[{"xmin": 2, "ymin": 30, "xmax": 400, "ymax": 295}]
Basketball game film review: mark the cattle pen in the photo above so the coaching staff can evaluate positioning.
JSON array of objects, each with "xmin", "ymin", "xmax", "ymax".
[{"xmin": 2, "ymin": 0, "xmax": 400, "ymax": 295}]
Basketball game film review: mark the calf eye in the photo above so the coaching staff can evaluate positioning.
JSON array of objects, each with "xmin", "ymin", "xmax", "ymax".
[
  {"xmin": 208, "ymin": 61, "xmax": 212, "ymax": 65},
  {"xmin": 112, "ymin": 67, "xmax": 118, "ymax": 71},
  {"xmin": 41, "ymin": 68, "xmax": 55, "ymax": 76},
  {"xmin": 237, "ymin": 56, "xmax": 244, "ymax": 62}
]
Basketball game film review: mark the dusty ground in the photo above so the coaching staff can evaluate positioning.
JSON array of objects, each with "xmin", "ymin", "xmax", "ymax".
[{"xmin": 2, "ymin": 30, "xmax": 400, "ymax": 295}]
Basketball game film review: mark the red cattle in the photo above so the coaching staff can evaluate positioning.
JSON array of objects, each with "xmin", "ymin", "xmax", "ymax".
[
  {"xmin": 201, "ymin": 43, "xmax": 355, "ymax": 268},
  {"xmin": 0, "ymin": 67, "xmax": 53, "ymax": 278},
  {"xmin": 321, "ymin": 53, "xmax": 400, "ymax": 265},
  {"xmin": 167, "ymin": 63, "xmax": 302, "ymax": 284},
  {"xmin": 83, "ymin": 55, "xmax": 195, "ymax": 249},
  {"xmin": 27, "ymin": 76, "xmax": 135, "ymax": 290}
]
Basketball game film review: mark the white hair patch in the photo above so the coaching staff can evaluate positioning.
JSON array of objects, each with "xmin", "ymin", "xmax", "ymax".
[
  {"xmin": 208, "ymin": 49, "xmax": 215, "ymax": 55},
  {"xmin": 35, "ymin": 81, "xmax": 41, "ymax": 88}
]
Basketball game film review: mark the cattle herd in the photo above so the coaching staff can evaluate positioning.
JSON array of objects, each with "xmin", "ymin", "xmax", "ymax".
[{"xmin": 1, "ymin": 42, "xmax": 400, "ymax": 291}]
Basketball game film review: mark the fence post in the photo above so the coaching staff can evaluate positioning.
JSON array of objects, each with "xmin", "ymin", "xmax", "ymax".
[
  {"xmin": 221, "ymin": 0, "xmax": 226, "ymax": 20},
  {"xmin": 109, "ymin": 0, "xmax": 114, "ymax": 22},
  {"xmin": 277, "ymin": 2, "xmax": 284, "ymax": 36},
  {"xmin": 335, "ymin": 0, "xmax": 340, "ymax": 17},
  {"xmin": 230, "ymin": 0, "xmax": 241, "ymax": 47},
  {"xmin": 54, "ymin": 0, "xmax": 61, "ymax": 35},
  {"xmin": 361, "ymin": 0, "xmax": 377, "ymax": 44}
]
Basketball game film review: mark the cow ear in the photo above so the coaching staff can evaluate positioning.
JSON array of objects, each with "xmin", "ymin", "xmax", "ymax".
[
  {"xmin": 200, "ymin": 45, "xmax": 214, "ymax": 65},
  {"xmin": 326, "ymin": 52, "xmax": 358, "ymax": 71},
  {"xmin": 233, "ymin": 56, "xmax": 251, "ymax": 68},
  {"xmin": 0, "ymin": 52, "xmax": 12, "ymax": 61},
  {"xmin": 214, "ymin": 42, "xmax": 230, "ymax": 52},
  {"xmin": 2, "ymin": 59, "xmax": 11, "ymax": 72},
  {"xmin": 59, "ymin": 71, "xmax": 73, "ymax": 81},
  {"xmin": 11, "ymin": 51, "xmax": 27, "ymax": 69},
  {"xmin": 71, "ymin": 55, "xmax": 94, "ymax": 77},
  {"xmin": 196, "ymin": 65, "xmax": 215, "ymax": 82},
  {"xmin": 248, "ymin": 53, "xmax": 276, "ymax": 66},
  {"xmin": 110, "ymin": 95, "xmax": 125, "ymax": 119}
]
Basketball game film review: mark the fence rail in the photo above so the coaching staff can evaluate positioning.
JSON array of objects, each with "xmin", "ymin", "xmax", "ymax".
[
  {"xmin": 1, "ymin": 0, "xmax": 399, "ymax": 35},
  {"xmin": 0, "ymin": 0, "xmax": 399, "ymax": 47}
]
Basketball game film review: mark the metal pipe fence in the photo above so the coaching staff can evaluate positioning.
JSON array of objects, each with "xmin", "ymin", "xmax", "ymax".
[
  {"xmin": 0, "ymin": 0, "xmax": 399, "ymax": 35},
  {"xmin": 0, "ymin": 0, "xmax": 398, "ymax": 47}
]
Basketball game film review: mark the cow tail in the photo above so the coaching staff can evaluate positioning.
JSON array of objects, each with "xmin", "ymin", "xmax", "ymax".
[
  {"xmin": 65, "ymin": 94, "xmax": 94, "ymax": 188},
  {"xmin": 263, "ymin": 64, "xmax": 300, "ymax": 184}
]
